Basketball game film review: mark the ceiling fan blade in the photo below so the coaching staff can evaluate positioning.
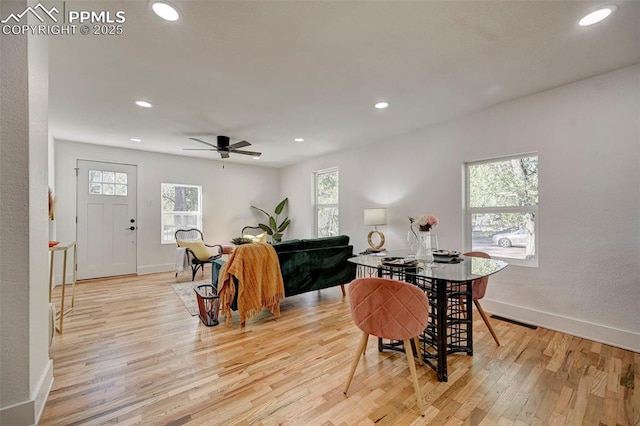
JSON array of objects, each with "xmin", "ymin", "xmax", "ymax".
[
  {"xmin": 228, "ymin": 140, "xmax": 251, "ymax": 150},
  {"xmin": 232, "ymin": 149, "xmax": 262, "ymax": 157},
  {"xmin": 220, "ymin": 151, "xmax": 230, "ymax": 159},
  {"xmin": 189, "ymin": 137, "xmax": 218, "ymax": 149},
  {"xmin": 183, "ymin": 148, "xmax": 218, "ymax": 151}
]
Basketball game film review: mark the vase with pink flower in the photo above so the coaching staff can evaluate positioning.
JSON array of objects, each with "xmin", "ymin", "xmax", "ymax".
[{"xmin": 409, "ymin": 215, "xmax": 439, "ymax": 264}]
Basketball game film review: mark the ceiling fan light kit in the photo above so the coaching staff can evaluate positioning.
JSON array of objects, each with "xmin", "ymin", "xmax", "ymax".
[{"xmin": 185, "ymin": 135, "xmax": 262, "ymax": 160}]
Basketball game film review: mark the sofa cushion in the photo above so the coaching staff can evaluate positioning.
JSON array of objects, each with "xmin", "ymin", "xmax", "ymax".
[
  {"xmin": 301, "ymin": 235, "xmax": 350, "ymax": 249},
  {"xmin": 272, "ymin": 239, "xmax": 304, "ymax": 253},
  {"xmin": 243, "ymin": 232, "xmax": 267, "ymax": 243}
]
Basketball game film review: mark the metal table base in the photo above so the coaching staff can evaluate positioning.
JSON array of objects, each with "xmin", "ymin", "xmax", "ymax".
[{"xmin": 373, "ymin": 265, "xmax": 474, "ymax": 382}]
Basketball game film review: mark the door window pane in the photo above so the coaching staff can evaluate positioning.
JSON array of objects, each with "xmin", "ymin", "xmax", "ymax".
[
  {"xmin": 89, "ymin": 183, "xmax": 102, "ymax": 195},
  {"xmin": 88, "ymin": 170, "xmax": 128, "ymax": 196},
  {"xmin": 102, "ymin": 171, "xmax": 115, "ymax": 183},
  {"xmin": 102, "ymin": 184, "xmax": 115, "ymax": 195},
  {"xmin": 115, "ymin": 172, "xmax": 127, "ymax": 184},
  {"xmin": 115, "ymin": 185, "xmax": 127, "ymax": 196},
  {"xmin": 89, "ymin": 170, "xmax": 102, "ymax": 182}
]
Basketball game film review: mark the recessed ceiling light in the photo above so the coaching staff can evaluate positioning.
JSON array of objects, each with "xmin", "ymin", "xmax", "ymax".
[
  {"xmin": 130, "ymin": 138, "xmax": 142, "ymax": 142},
  {"xmin": 375, "ymin": 102, "xmax": 389, "ymax": 109},
  {"xmin": 579, "ymin": 6, "xmax": 617, "ymax": 26},
  {"xmin": 135, "ymin": 100, "xmax": 153, "ymax": 108},
  {"xmin": 294, "ymin": 138, "xmax": 304, "ymax": 142},
  {"xmin": 253, "ymin": 155, "xmax": 261, "ymax": 160},
  {"xmin": 151, "ymin": 1, "xmax": 180, "ymax": 21}
]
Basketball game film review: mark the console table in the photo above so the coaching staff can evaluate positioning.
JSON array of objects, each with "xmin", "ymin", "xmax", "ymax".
[{"xmin": 49, "ymin": 241, "xmax": 77, "ymax": 334}]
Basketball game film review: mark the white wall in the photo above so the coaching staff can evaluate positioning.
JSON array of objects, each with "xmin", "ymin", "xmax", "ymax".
[
  {"xmin": 281, "ymin": 65, "xmax": 640, "ymax": 352},
  {"xmin": 0, "ymin": 1, "xmax": 53, "ymax": 423},
  {"xmin": 54, "ymin": 141, "xmax": 281, "ymax": 276},
  {"xmin": 27, "ymin": 16, "xmax": 54, "ymax": 423}
]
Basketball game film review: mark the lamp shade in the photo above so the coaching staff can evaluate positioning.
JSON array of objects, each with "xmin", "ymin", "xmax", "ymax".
[{"xmin": 364, "ymin": 208, "xmax": 387, "ymax": 226}]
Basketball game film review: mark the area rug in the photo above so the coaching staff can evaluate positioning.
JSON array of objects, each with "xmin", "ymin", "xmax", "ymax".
[{"xmin": 172, "ymin": 281, "xmax": 210, "ymax": 316}]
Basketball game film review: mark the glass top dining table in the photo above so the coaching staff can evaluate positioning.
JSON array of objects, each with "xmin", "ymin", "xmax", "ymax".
[
  {"xmin": 348, "ymin": 250, "xmax": 508, "ymax": 283},
  {"xmin": 348, "ymin": 251, "xmax": 508, "ymax": 382}
]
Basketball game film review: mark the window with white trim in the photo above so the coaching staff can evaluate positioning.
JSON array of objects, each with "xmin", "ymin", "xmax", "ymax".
[
  {"xmin": 314, "ymin": 168, "xmax": 339, "ymax": 237},
  {"xmin": 161, "ymin": 183, "xmax": 202, "ymax": 244},
  {"xmin": 466, "ymin": 154, "xmax": 538, "ymax": 266}
]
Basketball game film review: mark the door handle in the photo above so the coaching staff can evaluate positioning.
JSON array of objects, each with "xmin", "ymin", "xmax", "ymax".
[{"xmin": 127, "ymin": 226, "xmax": 136, "ymax": 231}]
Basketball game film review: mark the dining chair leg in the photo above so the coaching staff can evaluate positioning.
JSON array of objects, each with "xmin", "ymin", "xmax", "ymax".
[
  {"xmin": 474, "ymin": 300, "xmax": 500, "ymax": 346},
  {"xmin": 340, "ymin": 284, "xmax": 346, "ymax": 297},
  {"xmin": 344, "ymin": 332, "xmax": 369, "ymax": 394},
  {"xmin": 413, "ymin": 336, "xmax": 424, "ymax": 365},
  {"xmin": 403, "ymin": 339, "xmax": 425, "ymax": 416}
]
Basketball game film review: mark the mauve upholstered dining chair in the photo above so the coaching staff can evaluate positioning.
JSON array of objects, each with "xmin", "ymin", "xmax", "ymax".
[
  {"xmin": 463, "ymin": 251, "xmax": 500, "ymax": 346},
  {"xmin": 344, "ymin": 277, "xmax": 430, "ymax": 415}
]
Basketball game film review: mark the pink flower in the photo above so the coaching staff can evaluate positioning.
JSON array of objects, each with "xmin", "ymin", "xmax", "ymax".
[{"xmin": 410, "ymin": 214, "xmax": 439, "ymax": 232}]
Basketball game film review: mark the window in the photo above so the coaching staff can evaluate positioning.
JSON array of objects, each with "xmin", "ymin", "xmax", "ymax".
[
  {"xmin": 314, "ymin": 168, "xmax": 339, "ymax": 237},
  {"xmin": 161, "ymin": 183, "xmax": 202, "ymax": 244},
  {"xmin": 466, "ymin": 154, "xmax": 538, "ymax": 266},
  {"xmin": 88, "ymin": 169, "xmax": 128, "ymax": 196}
]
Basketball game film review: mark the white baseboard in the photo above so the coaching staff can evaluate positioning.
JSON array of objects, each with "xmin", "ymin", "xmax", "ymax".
[
  {"xmin": 0, "ymin": 360, "xmax": 53, "ymax": 426},
  {"xmin": 137, "ymin": 263, "xmax": 174, "ymax": 275},
  {"xmin": 481, "ymin": 299, "xmax": 640, "ymax": 353},
  {"xmin": 34, "ymin": 360, "xmax": 54, "ymax": 424},
  {"xmin": 52, "ymin": 264, "xmax": 176, "ymax": 280}
]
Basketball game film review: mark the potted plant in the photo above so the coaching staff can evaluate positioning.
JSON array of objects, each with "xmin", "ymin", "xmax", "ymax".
[{"xmin": 251, "ymin": 197, "xmax": 290, "ymax": 243}]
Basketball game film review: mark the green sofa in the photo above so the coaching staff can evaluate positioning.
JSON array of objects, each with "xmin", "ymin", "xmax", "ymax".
[
  {"xmin": 212, "ymin": 235, "xmax": 356, "ymax": 298},
  {"xmin": 272, "ymin": 235, "xmax": 356, "ymax": 296}
]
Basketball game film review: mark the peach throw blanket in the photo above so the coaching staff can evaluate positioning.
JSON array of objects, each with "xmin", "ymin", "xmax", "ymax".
[{"xmin": 218, "ymin": 243, "xmax": 285, "ymax": 325}]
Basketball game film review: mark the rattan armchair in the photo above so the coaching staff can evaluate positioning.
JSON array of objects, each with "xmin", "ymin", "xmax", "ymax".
[{"xmin": 175, "ymin": 228, "xmax": 223, "ymax": 281}]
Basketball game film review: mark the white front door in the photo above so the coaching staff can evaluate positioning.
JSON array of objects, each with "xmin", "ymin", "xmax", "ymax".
[{"xmin": 77, "ymin": 160, "xmax": 137, "ymax": 279}]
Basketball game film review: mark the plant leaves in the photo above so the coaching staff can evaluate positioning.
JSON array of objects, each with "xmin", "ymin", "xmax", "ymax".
[
  {"xmin": 251, "ymin": 206, "xmax": 270, "ymax": 217},
  {"xmin": 269, "ymin": 217, "xmax": 277, "ymax": 230},
  {"xmin": 273, "ymin": 233, "xmax": 283, "ymax": 242},
  {"xmin": 274, "ymin": 198, "xmax": 288, "ymax": 215},
  {"xmin": 277, "ymin": 216, "xmax": 289, "ymax": 228},
  {"xmin": 278, "ymin": 218, "xmax": 290, "ymax": 232},
  {"xmin": 258, "ymin": 224, "xmax": 273, "ymax": 235}
]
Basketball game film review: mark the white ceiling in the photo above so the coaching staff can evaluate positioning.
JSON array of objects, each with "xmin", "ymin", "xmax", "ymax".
[{"xmin": 49, "ymin": 1, "xmax": 640, "ymax": 168}]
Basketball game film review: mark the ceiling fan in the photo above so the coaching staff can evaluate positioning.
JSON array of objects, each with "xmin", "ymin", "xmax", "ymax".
[{"xmin": 184, "ymin": 135, "xmax": 261, "ymax": 159}]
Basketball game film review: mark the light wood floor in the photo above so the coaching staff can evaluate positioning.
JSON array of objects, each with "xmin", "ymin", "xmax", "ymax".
[{"xmin": 41, "ymin": 272, "xmax": 638, "ymax": 426}]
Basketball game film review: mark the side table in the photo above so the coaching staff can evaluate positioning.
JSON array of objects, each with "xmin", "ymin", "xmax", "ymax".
[{"xmin": 49, "ymin": 241, "xmax": 77, "ymax": 334}]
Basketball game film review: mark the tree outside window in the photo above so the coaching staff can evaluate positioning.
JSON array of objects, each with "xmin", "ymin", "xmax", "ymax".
[
  {"xmin": 466, "ymin": 155, "xmax": 538, "ymax": 266},
  {"xmin": 315, "ymin": 168, "xmax": 339, "ymax": 237},
  {"xmin": 161, "ymin": 183, "xmax": 202, "ymax": 243}
]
